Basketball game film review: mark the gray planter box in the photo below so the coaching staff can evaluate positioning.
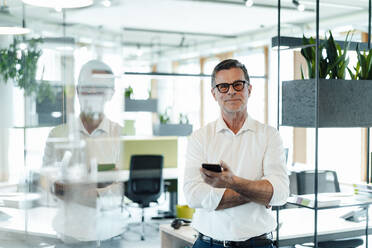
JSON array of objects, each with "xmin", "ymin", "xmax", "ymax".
[
  {"xmin": 36, "ymin": 86, "xmax": 66, "ymax": 126},
  {"xmin": 124, "ymin": 98, "xmax": 158, "ymax": 112},
  {"xmin": 153, "ymin": 124, "xmax": 193, "ymax": 136},
  {"xmin": 282, "ymin": 79, "xmax": 372, "ymax": 127}
]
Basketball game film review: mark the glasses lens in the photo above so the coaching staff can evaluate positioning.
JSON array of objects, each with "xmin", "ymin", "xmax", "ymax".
[
  {"xmin": 217, "ymin": 83, "xmax": 229, "ymax": 93},
  {"xmin": 233, "ymin": 81, "xmax": 245, "ymax": 91}
]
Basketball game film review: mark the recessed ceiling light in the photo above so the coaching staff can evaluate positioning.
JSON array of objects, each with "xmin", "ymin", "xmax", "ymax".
[
  {"xmin": 292, "ymin": 0, "xmax": 305, "ymax": 12},
  {"xmin": 0, "ymin": 26, "xmax": 30, "ymax": 35},
  {"xmin": 297, "ymin": 4, "xmax": 305, "ymax": 12},
  {"xmin": 22, "ymin": 0, "xmax": 93, "ymax": 9},
  {"xmin": 245, "ymin": 0, "xmax": 253, "ymax": 7},
  {"xmin": 101, "ymin": 0, "xmax": 111, "ymax": 7}
]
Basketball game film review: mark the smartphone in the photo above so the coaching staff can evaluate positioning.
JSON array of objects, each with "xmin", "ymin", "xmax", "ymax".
[{"xmin": 202, "ymin": 163, "xmax": 222, "ymax": 172}]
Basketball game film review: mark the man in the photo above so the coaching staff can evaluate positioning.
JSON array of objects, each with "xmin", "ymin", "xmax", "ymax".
[
  {"xmin": 43, "ymin": 59, "xmax": 121, "ymax": 169},
  {"xmin": 184, "ymin": 59, "xmax": 289, "ymax": 248},
  {"xmin": 42, "ymin": 60, "xmax": 125, "ymax": 244}
]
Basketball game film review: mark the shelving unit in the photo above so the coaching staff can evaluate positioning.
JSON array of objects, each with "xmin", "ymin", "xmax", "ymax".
[{"xmin": 275, "ymin": 1, "xmax": 372, "ymax": 247}]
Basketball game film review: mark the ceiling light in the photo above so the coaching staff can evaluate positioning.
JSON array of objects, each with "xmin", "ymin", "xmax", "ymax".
[
  {"xmin": 22, "ymin": 0, "xmax": 93, "ymax": 9},
  {"xmin": 101, "ymin": 0, "xmax": 111, "ymax": 7},
  {"xmin": 297, "ymin": 4, "xmax": 305, "ymax": 11},
  {"xmin": 292, "ymin": 0, "xmax": 305, "ymax": 12},
  {"xmin": 0, "ymin": 26, "xmax": 30, "ymax": 35},
  {"xmin": 245, "ymin": 0, "xmax": 253, "ymax": 7}
]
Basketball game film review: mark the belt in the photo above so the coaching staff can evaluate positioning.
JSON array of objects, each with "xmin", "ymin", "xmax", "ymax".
[{"xmin": 198, "ymin": 232, "xmax": 273, "ymax": 248}]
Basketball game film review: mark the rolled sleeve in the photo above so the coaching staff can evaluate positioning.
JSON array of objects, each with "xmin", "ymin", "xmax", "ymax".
[
  {"xmin": 261, "ymin": 128, "xmax": 289, "ymax": 206},
  {"xmin": 183, "ymin": 133, "xmax": 226, "ymax": 211}
]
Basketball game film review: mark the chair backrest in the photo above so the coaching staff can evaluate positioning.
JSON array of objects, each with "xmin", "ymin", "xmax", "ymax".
[
  {"xmin": 126, "ymin": 155, "xmax": 164, "ymax": 206},
  {"xmin": 291, "ymin": 170, "xmax": 340, "ymax": 195}
]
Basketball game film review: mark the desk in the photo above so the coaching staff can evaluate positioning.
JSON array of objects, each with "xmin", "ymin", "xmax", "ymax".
[
  {"xmin": 40, "ymin": 167, "xmax": 179, "ymax": 216},
  {"xmin": 160, "ymin": 208, "xmax": 372, "ymax": 248},
  {"xmin": 40, "ymin": 167, "xmax": 178, "ymax": 184},
  {"xmin": 0, "ymin": 206, "xmax": 58, "ymax": 239}
]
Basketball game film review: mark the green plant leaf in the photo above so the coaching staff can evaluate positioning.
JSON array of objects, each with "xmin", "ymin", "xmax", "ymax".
[
  {"xmin": 347, "ymin": 67, "xmax": 355, "ymax": 80},
  {"xmin": 300, "ymin": 65, "xmax": 305, "ymax": 79}
]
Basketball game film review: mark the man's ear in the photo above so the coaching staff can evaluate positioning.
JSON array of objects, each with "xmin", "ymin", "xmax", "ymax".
[
  {"xmin": 211, "ymin": 88, "xmax": 217, "ymax": 101},
  {"xmin": 247, "ymin": 84, "xmax": 252, "ymax": 97}
]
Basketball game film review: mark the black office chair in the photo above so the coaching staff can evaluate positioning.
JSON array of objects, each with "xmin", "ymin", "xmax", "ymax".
[
  {"xmin": 123, "ymin": 155, "xmax": 164, "ymax": 241},
  {"xmin": 290, "ymin": 170, "xmax": 363, "ymax": 248}
]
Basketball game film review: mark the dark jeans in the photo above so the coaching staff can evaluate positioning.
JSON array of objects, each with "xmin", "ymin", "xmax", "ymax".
[{"xmin": 192, "ymin": 237, "xmax": 276, "ymax": 248}]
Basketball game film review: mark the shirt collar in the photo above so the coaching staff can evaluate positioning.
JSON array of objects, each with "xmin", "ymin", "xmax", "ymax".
[
  {"xmin": 216, "ymin": 114, "xmax": 256, "ymax": 134},
  {"xmin": 78, "ymin": 116, "xmax": 110, "ymax": 136}
]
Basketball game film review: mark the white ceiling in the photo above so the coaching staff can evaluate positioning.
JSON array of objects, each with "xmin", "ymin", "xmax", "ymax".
[{"xmin": 1, "ymin": 0, "xmax": 371, "ymax": 61}]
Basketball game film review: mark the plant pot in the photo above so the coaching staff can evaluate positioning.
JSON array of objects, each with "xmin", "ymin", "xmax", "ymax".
[
  {"xmin": 282, "ymin": 79, "xmax": 372, "ymax": 127},
  {"xmin": 35, "ymin": 86, "xmax": 66, "ymax": 126},
  {"xmin": 153, "ymin": 124, "xmax": 193, "ymax": 136},
  {"xmin": 124, "ymin": 98, "xmax": 158, "ymax": 112}
]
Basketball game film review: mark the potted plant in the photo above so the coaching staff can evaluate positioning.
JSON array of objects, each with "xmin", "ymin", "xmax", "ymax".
[
  {"xmin": 0, "ymin": 38, "xmax": 62, "ymax": 126},
  {"xmin": 153, "ymin": 108, "xmax": 192, "ymax": 136},
  {"xmin": 124, "ymin": 85, "xmax": 158, "ymax": 112},
  {"xmin": 281, "ymin": 31, "xmax": 372, "ymax": 127}
]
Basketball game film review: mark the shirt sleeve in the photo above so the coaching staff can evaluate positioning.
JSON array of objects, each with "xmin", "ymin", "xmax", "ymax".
[
  {"xmin": 183, "ymin": 132, "xmax": 225, "ymax": 211},
  {"xmin": 261, "ymin": 128, "xmax": 290, "ymax": 206}
]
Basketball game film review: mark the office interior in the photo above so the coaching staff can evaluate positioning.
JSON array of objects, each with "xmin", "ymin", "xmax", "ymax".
[{"xmin": 1, "ymin": 0, "xmax": 372, "ymax": 247}]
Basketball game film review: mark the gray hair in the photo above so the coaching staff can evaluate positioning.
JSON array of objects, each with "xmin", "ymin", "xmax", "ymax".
[{"xmin": 211, "ymin": 59, "xmax": 250, "ymax": 88}]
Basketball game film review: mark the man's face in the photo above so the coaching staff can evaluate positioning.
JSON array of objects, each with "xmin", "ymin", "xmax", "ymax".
[
  {"xmin": 211, "ymin": 67, "xmax": 252, "ymax": 114},
  {"xmin": 77, "ymin": 85, "xmax": 113, "ymax": 118}
]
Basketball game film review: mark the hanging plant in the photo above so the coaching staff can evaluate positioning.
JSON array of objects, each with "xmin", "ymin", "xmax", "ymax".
[
  {"xmin": 159, "ymin": 107, "xmax": 171, "ymax": 124},
  {"xmin": 124, "ymin": 85, "xmax": 133, "ymax": 99},
  {"xmin": 348, "ymin": 44, "xmax": 372, "ymax": 80},
  {"xmin": 0, "ymin": 37, "xmax": 54, "ymax": 102},
  {"xmin": 300, "ymin": 31, "xmax": 351, "ymax": 80}
]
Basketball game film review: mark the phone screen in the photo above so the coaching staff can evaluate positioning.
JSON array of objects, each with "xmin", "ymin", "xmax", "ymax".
[{"xmin": 202, "ymin": 163, "xmax": 222, "ymax": 172}]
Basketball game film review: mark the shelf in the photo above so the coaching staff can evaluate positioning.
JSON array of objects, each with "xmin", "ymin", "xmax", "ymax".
[
  {"xmin": 272, "ymin": 36, "xmax": 370, "ymax": 51},
  {"xmin": 153, "ymin": 124, "xmax": 192, "ymax": 136},
  {"xmin": 120, "ymin": 135, "xmax": 180, "ymax": 140},
  {"xmin": 13, "ymin": 125, "xmax": 57, "ymax": 129},
  {"xmin": 287, "ymin": 195, "xmax": 372, "ymax": 210},
  {"xmin": 124, "ymin": 98, "xmax": 158, "ymax": 112}
]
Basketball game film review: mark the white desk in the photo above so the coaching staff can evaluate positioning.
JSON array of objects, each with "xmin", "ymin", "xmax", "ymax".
[
  {"xmin": 160, "ymin": 208, "xmax": 372, "ymax": 248},
  {"xmin": 0, "ymin": 206, "xmax": 58, "ymax": 239},
  {"xmin": 40, "ymin": 167, "xmax": 179, "ymax": 184},
  {"xmin": 0, "ymin": 168, "xmax": 179, "ymax": 241}
]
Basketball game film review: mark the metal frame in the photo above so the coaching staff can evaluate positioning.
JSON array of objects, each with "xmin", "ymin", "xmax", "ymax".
[
  {"xmin": 123, "ymin": 71, "xmax": 267, "ymax": 79},
  {"xmin": 276, "ymin": 0, "xmax": 372, "ymax": 247}
]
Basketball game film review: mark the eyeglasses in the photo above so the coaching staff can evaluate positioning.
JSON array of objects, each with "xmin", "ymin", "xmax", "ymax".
[{"xmin": 214, "ymin": 80, "xmax": 248, "ymax": 93}]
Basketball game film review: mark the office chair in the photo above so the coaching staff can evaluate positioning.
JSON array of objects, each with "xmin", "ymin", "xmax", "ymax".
[
  {"xmin": 123, "ymin": 155, "xmax": 164, "ymax": 241},
  {"xmin": 291, "ymin": 170, "xmax": 363, "ymax": 248}
]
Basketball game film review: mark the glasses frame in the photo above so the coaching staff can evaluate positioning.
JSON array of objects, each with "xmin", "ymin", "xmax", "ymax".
[{"xmin": 214, "ymin": 80, "xmax": 249, "ymax": 93}]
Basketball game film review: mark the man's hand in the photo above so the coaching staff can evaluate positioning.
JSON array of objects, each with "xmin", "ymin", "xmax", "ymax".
[
  {"xmin": 200, "ymin": 161, "xmax": 274, "ymax": 208},
  {"xmin": 200, "ymin": 161, "xmax": 235, "ymax": 188}
]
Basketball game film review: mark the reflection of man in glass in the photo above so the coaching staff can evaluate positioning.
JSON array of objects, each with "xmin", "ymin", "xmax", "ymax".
[
  {"xmin": 42, "ymin": 60, "xmax": 125, "ymax": 244},
  {"xmin": 43, "ymin": 60, "xmax": 121, "ymax": 168}
]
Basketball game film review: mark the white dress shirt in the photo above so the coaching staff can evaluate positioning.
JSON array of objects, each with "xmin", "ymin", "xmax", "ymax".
[
  {"xmin": 41, "ymin": 116, "xmax": 125, "ymax": 242},
  {"xmin": 183, "ymin": 115, "xmax": 289, "ymax": 241},
  {"xmin": 43, "ymin": 116, "xmax": 122, "ymax": 168}
]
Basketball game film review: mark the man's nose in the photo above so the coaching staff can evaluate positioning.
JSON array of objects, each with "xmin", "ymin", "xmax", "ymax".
[{"xmin": 227, "ymin": 84, "xmax": 236, "ymax": 94}]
